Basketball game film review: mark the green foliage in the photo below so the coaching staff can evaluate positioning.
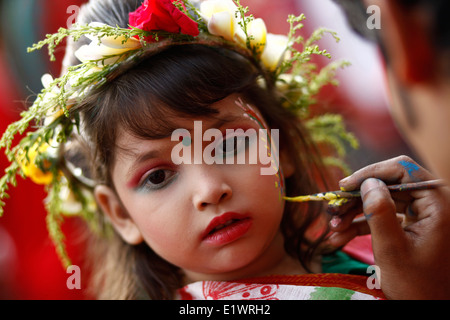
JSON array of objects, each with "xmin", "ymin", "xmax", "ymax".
[{"xmin": 272, "ymin": 14, "xmax": 356, "ymax": 175}]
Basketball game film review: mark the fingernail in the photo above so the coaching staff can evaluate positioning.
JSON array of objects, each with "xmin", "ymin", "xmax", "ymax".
[
  {"xmin": 339, "ymin": 176, "xmax": 354, "ymax": 191},
  {"xmin": 339, "ymin": 176, "xmax": 350, "ymax": 187},
  {"xmin": 338, "ymin": 182, "xmax": 347, "ymax": 192}
]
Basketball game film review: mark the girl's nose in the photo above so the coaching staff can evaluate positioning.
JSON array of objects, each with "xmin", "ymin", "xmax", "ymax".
[{"xmin": 191, "ymin": 166, "xmax": 233, "ymax": 211}]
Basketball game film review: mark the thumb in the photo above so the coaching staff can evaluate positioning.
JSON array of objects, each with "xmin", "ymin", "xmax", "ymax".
[{"xmin": 360, "ymin": 178, "xmax": 406, "ymax": 251}]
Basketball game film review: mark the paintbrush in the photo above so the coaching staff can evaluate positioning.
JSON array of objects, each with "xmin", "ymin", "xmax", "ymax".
[{"xmin": 283, "ymin": 179, "xmax": 446, "ymax": 203}]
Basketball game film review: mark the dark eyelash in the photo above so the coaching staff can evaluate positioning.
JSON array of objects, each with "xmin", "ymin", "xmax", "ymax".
[{"xmin": 137, "ymin": 169, "xmax": 178, "ymax": 192}]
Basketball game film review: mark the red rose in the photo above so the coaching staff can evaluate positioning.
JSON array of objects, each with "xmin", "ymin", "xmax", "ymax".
[{"xmin": 129, "ymin": 0, "xmax": 199, "ymax": 38}]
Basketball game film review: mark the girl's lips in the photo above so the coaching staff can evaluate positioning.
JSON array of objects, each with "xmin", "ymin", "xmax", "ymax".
[{"xmin": 201, "ymin": 212, "xmax": 252, "ymax": 246}]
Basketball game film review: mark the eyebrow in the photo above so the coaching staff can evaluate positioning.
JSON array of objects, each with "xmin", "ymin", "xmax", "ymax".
[
  {"xmin": 122, "ymin": 149, "xmax": 162, "ymax": 188},
  {"xmin": 130, "ymin": 150, "xmax": 161, "ymax": 166}
]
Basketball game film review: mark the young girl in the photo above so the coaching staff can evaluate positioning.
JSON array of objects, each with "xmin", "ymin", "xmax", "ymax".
[{"xmin": 0, "ymin": 0, "xmax": 378, "ymax": 300}]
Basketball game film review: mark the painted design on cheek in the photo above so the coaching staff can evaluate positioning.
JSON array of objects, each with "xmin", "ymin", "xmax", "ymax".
[
  {"xmin": 398, "ymin": 160, "xmax": 420, "ymax": 181},
  {"xmin": 234, "ymin": 98, "xmax": 284, "ymax": 200}
]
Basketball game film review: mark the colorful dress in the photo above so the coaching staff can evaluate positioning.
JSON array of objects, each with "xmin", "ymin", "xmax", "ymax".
[{"xmin": 176, "ymin": 251, "xmax": 385, "ymax": 300}]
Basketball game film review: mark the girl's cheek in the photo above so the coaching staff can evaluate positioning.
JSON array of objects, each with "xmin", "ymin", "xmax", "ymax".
[
  {"xmin": 134, "ymin": 199, "xmax": 188, "ymax": 245},
  {"xmin": 139, "ymin": 218, "xmax": 175, "ymax": 250}
]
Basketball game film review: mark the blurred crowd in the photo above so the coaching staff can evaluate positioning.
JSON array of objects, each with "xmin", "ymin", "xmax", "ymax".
[{"xmin": 0, "ymin": 0, "xmax": 413, "ymax": 299}]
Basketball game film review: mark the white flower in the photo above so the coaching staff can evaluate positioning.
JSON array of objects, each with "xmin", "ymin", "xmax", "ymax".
[
  {"xmin": 58, "ymin": 184, "xmax": 83, "ymax": 215},
  {"xmin": 41, "ymin": 73, "xmax": 56, "ymax": 90},
  {"xmin": 57, "ymin": 177, "xmax": 97, "ymax": 216},
  {"xmin": 200, "ymin": 1, "xmax": 268, "ymax": 56},
  {"xmin": 200, "ymin": 0, "xmax": 243, "ymax": 42},
  {"xmin": 276, "ymin": 73, "xmax": 306, "ymax": 93},
  {"xmin": 41, "ymin": 72, "xmax": 86, "ymax": 125},
  {"xmin": 41, "ymin": 74, "xmax": 64, "ymax": 125},
  {"xmin": 261, "ymin": 33, "xmax": 290, "ymax": 71},
  {"xmin": 74, "ymin": 22, "xmax": 141, "ymax": 66}
]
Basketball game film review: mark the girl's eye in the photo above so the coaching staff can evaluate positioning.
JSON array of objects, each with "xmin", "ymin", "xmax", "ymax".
[
  {"xmin": 148, "ymin": 170, "xmax": 166, "ymax": 184},
  {"xmin": 219, "ymin": 135, "xmax": 249, "ymax": 158},
  {"xmin": 138, "ymin": 169, "xmax": 177, "ymax": 191}
]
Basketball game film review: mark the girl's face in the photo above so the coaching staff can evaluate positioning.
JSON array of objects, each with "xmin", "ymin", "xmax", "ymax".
[{"xmin": 95, "ymin": 94, "xmax": 292, "ymax": 282}]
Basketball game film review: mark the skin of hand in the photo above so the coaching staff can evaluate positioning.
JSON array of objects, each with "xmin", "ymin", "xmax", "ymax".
[{"xmin": 326, "ymin": 155, "xmax": 450, "ymax": 299}]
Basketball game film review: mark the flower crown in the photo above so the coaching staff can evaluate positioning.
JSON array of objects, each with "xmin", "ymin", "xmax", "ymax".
[{"xmin": 0, "ymin": 0, "xmax": 358, "ymax": 267}]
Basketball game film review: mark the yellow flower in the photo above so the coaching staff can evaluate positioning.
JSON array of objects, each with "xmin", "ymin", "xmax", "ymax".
[
  {"xmin": 261, "ymin": 33, "xmax": 290, "ymax": 71},
  {"xmin": 17, "ymin": 141, "xmax": 54, "ymax": 185},
  {"xmin": 74, "ymin": 22, "xmax": 142, "ymax": 65}
]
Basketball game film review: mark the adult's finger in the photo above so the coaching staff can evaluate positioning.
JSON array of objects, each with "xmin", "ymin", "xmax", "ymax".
[
  {"xmin": 326, "ymin": 216, "xmax": 370, "ymax": 248},
  {"xmin": 340, "ymin": 155, "xmax": 433, "ymax": 192},
  {"xmin": 360, "ymin": 178, "xmax": 407, "ymax": 253}
]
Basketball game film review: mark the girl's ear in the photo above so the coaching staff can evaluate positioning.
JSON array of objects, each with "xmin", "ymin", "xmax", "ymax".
[
  {"xmin": 279, "ymin": 148, "xmax": 295, "ymax": 178},
  {"xmin": 94, "ymin": 185, "xmax": 144, "ymax": 245}
]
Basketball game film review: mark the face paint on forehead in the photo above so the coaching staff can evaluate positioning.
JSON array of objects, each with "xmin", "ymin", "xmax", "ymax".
[
  {"xmin": 234, "ymin": 97, "xmax": 267, "ymax": 129},
  {"xmin": 234, "ymin": 97, "xmax": 285, "ymax": 200}
]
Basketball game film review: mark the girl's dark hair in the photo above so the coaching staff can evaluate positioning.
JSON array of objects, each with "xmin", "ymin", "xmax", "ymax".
[{"xmin": 67, "ymin": 0, "xmax": 332, "ymax": 299}]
